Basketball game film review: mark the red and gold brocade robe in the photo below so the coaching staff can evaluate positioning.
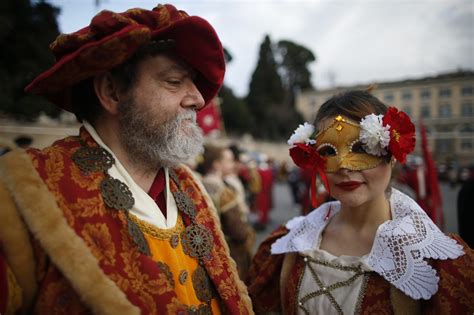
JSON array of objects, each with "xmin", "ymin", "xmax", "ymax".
[
  {"xmin": 0, "ymin": 129, "xmax": 253, "ymax": 315},
  {"xmin": 247, "ymin": 226, "xmax": 474, "ymax": 315}
]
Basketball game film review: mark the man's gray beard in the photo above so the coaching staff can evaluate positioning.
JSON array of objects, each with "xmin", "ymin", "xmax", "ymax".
[{"xmin": 118, "ymin": 98, "xmax": 204, "ymax": 171}]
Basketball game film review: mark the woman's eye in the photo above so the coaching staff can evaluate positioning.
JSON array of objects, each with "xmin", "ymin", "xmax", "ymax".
[
  {"xmin": 317, "ymin": 145, "xmax": 337, "ymax": 157},
  {"xmin": 351, "ymin": 141, "xmax": 367, "ymax": 154}
]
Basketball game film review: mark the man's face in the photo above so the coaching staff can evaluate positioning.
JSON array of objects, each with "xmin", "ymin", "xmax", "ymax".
[{"xmin": 117, "ymin": 54, "xmax": 206, "ymax": 170}]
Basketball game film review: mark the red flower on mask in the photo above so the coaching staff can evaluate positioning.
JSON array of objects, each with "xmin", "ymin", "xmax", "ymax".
[
  {"xmin": 289, "ymin": 143, "xmax": 328, "ymax": 208},
  {"xmin": 382, "ymin": 107, "xmax": 416, "ymax": 164},
  {"xmin": 289, "ymin": 143, "xmax": 325, "ymax": 170}
]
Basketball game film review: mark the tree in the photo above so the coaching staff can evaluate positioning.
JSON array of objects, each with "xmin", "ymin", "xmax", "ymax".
[
  {"xmin": 218, "ymin": 47, "xmax": 254, "ymax": 135},
  {"xmin": 276, "ymin": 40, "xmax": 316, "ymax": 108},
  {"xmin": 246, "ymin": 35, "xmax": 286, "ymax": 139},
  {"xmin": 219, "ymin": 85, "xmax": 254, "ymax": 135},
  {"xmin": 0, "ymin": 0, "xmax": 61, "ymax": 121},
  {"xmin": 245, "ymin": 36, "xmax": 312, "ymax": 140}
]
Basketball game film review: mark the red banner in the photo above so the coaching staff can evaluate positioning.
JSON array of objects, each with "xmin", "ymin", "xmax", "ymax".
[{"xmin": 197, "ymin": 101, "xmax": 223, "ymax": 136}]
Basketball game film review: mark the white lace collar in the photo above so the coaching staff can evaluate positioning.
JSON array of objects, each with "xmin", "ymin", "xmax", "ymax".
[
  {"xmin": 271, "ymin": 188, "xmax": 465, "ymax": 300},
  {"xmin": 83, "ymin": 122, "xmax": 178, "ymax": 229}
]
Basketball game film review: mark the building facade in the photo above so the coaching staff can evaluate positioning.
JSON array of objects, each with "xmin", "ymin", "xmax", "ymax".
[{"xmin": 296, "ymin": 70, "xmax": 474, "ymax": 166}]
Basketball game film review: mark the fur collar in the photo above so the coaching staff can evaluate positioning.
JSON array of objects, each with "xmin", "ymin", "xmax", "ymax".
[{"xmin": 0, "ymin": 149, "xmax": 139, "ymax": 315}]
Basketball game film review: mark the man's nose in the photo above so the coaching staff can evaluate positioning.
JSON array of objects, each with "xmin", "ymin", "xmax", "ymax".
[{"xmin": 182, "ymin": 80, "xmax": 205, "ymax": 110}]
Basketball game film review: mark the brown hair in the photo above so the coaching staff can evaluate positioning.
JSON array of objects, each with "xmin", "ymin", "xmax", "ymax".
[
  {"xmin": 313, "ymin": 90, "xmax": 388, "ymax": 131},
  {"xmin": 198, "ymin": 144, "xmax": 226, "ymax": 175}
]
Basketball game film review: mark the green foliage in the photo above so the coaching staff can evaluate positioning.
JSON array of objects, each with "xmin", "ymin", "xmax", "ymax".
[
  {"xmin": 219, "ymin": 85, "xmax": 254, "ymax": 135},
  {"xmin": 276, "ymin": 40, "xmax": 316, "ymax": 115},
  {"xmin": 244, "ymin": 35, "xmax": 313, "ymax": 140},
  {"xmin": 0, "ymin": 0, "xmax": 60, "ymax": 121},
  {"xmin": 219, "ymin": 47, "xmax": 253, "ymax": 135},
  {"xmin": 245, "ymin": 35, "xmax": 287, "ymax": 139},
  {"xmin": 277, "ymin": 40, "xmax": 316, "ymax": 91}
]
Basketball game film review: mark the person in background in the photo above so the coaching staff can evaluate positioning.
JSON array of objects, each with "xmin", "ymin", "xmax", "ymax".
[
  {"xmin": 458, "ymin": 177, "xmax": 474, "ymax": 248},
  {"xmin": 225, "ymin": 145, "xmax": 251, "ymax": 223},
  {"xmin": 14, "ymin": 135, "xmax": 33, "ymax": 149},
  {"xmin": 198, "ymin": 144, "xmax": 256, "ymax": 280},
  {"xmin": 247, "ymin": 90, "xmax": 473, "ymax": 314},
  {"xmin": 253, "ymin": 154, "xmax": 274, "ymax": 231},
  {"xmin": 287, "ymin": 165, "xmax": 301, "ymax": 205},
  {"xmin": 0, "ymin": 4, "xmax": 252, "ymax": 314}
]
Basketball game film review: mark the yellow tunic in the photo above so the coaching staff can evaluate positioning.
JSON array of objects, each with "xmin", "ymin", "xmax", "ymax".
[{"xmin": 129, "ymin": 213, "xmax": 221, "ymax": 313}]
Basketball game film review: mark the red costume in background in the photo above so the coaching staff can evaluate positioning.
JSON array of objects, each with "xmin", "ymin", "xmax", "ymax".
[{"xmin": 255, "ymin": 167, "xmax": 273, "ymax": 226}]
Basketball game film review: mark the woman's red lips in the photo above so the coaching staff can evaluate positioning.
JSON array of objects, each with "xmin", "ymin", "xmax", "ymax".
[{"xmin": 336, "ymin": 181, "xmax": 363, "ymax": 191}]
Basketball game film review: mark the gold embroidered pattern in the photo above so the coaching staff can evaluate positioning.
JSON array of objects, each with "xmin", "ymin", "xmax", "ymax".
[
  {"xmin": 297, "ymin": 255, "xmax": 366, "ymax": 315},
  {"xmin": 24, "ymin": 130, "xmax": 253, "ymax": 313},
  {"xmin": 315, "ymin": 115, "xmax": 360, "ymax": 137},
  {"xmin": 80, "ymin": 223, "xmax": 116, "ymax": 266},
  {"xmin": 127, "ymin": 213, "xmax": 185, "ymax": 240},
  {"xmin": 354, "ymin": 274, "xmax": 369, "ymax": 315}
]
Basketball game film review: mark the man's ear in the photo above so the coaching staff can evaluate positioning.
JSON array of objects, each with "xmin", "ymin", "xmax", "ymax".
[{"xmin": 93, "ymin": 73, "xmax": 122, "ymax": 116}]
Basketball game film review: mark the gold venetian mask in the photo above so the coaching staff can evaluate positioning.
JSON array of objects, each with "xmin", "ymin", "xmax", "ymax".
[{"xmin": 315, "ymin": 115, "xmax": 384, "ymax": 172}]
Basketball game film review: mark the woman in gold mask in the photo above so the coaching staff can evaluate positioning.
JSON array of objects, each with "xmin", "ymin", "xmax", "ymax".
[{"xmin": 246, "ymin": 90, "xmax": 473, "ymax": 314}]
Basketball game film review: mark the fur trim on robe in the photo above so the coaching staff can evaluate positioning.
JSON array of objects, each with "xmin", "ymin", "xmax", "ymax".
[{"xmin": 0, "ymin": 149, "xmax": 139, "ymax": 315}]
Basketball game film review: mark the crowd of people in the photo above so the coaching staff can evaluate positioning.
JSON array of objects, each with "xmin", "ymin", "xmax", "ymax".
[{"xmin": 0, "ymin": 3, "xmax": 472, "ymax": 314}]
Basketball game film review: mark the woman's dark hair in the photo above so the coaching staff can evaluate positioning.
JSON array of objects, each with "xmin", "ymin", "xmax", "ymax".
[
  {"xmin": 313, "ymin": 90, "xmax": 388, "ymax": 131},
  {"xmin": 70, "ymin": 39, "xmax": 176, "ymax": 124}
]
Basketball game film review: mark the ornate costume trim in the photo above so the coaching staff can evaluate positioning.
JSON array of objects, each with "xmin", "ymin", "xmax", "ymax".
[
  {"xmin": 0, "ymin": 150, "xmax": 139, "ymax": 315},
  {"xmin": 271, "ymin": 188, "xmax": 465, "ymax": 300},
  {"xmin": 298, "ymin": 255, "xmax": 365, "ymax": 315},
  {"xmin": 83, "ymin": 121, "xmax": 178, "ymax": 229},
  {"xmin": 128, "ymin": 212, "xmax": 185, "ymax": 240},
  {"xmin": 186, "ymin": 165, "xmax": 254, "ymax": 311},
  {"xmin": 74, "ymin": 127, "xmax": 216, "ymax": 262}
]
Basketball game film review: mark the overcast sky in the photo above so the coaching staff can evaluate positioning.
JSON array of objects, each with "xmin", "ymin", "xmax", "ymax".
[{"xmin": 49, "ymin": 0, "xmax": 473, "ymax": 97}]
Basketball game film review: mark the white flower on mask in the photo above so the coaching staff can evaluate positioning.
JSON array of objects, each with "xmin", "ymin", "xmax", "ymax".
[
  {"xmin": 359, "ymin": 114, "xmax": 390, "ymax": 156},
  {"xmin": 287, "ymin": 122, "xmax": 316, "ymax": 146}
]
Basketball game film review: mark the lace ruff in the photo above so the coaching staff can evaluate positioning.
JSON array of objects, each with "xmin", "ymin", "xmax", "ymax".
[{"xmin": 271, "ymin": 188, "xmax": 465, "ymax": 300}]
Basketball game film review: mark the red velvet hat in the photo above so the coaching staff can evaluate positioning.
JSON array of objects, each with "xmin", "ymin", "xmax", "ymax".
[{"xmin": 25, "ymin": 4, "xmax": 225, "ymax": 111}]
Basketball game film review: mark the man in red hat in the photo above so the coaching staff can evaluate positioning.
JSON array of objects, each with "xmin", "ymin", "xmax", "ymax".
[{"xmin": 0, "ymin": 4, "xmax": 253, "ymax": 314}]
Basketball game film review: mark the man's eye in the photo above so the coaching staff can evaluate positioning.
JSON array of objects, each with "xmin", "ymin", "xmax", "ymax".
[
  {"xmin": 351, "ymin": 141, "xmax": 367, "ymax": 154},
  {"xmin": 317, "ymin": 144, "xmax": 337, "ymax": 157},
  {"xmin": 167, "ymin": 80, "xmax": 181, "ymax": 85}
]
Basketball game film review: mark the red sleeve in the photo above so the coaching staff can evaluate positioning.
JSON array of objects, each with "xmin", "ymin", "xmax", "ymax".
[
  {"xmin": 423, "ymin": 234, "xmax": 474, "ymax": 313},
  {"xmin": 246, "ymin": 226, "xmax": 288, "ymax": 314}
]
